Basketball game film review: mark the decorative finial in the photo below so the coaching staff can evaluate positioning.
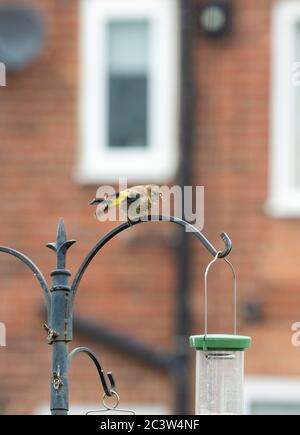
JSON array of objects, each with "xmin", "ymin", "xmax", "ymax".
[{"xmin": 46, "ymin": 218, "xmax": 76, "ymax": 269}]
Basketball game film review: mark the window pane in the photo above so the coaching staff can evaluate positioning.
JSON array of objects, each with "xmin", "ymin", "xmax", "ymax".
[
  {"xmin": 108, "ymin": 21, "xmax": 149, "ymax": 74},
  {"xmin": 107, "ymin": 21, "xmax": 149, "ymax": 148}
]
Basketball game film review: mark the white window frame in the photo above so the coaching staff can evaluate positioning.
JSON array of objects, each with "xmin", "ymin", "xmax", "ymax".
[
  {"xmin": 267, "ymin": 1, "xmax": 300, "ymax": 217},
  {"xmin": 77, "ymin": 0, "xmax": 179, "ymax": 184},
  {"xmin": 245, "ymin": 377, "xmax": 300, "ymax": 415}
]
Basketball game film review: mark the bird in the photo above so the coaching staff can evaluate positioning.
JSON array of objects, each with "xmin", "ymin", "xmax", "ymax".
[{"xmin": 90, "ymin": 185, "xmax": 162, "ymax": 224}]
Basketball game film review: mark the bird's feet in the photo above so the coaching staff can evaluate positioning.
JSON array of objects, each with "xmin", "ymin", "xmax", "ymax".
[{"xmin": 127, "ymin": 217, "xmax": 134, "ymax": 227}]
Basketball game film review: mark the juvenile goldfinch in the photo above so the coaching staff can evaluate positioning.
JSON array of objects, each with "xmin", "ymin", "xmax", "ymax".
[{"xmin": 90, "ymin": 185, "xmax": 161, "ymax": 224}]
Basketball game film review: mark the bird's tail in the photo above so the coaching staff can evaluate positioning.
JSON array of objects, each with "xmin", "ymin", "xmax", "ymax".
[{"xmin": 92, "ymin": 192, "xmax": 129, "ymax": 215}]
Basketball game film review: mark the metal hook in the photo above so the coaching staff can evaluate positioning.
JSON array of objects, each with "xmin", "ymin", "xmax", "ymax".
[
  {"xmin": 68, "ymin": 347, "xmax": 115, "ymax": 397},
  {"xmin": 218, "ymin": 232, "xmax": 232, "ymax": 258},
  {"xmin": 71, "ymin": 216, "xmax": 232, "ymax": 296},
  {"xmin": 204, "ymin": 252, "xmax": 237, "ymax": 336},
  {"xmin": 86, "ymin": 391, "xmax": 136, "ymax": 415}
]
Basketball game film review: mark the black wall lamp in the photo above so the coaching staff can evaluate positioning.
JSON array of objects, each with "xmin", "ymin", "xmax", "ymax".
[
  {"xmin": 198, "ymin": 0, "xmax": 232, "ymax": 38},
  {"xmin": 0, "ymin": 5, "xmax": 44, "ymax": 71}
]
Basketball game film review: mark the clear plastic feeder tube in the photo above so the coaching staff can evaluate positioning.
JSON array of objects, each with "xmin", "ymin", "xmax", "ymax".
[
  {"xmin": 196, "ymin": 349, "xmax": 244, "ymax": 415},
  {"xmin": 190, "ymin": 254, "xmax": 251, "ymax": 415},
  {"xmin": 190, "ymin": 335, "xmax": 251, "ymax": 416}
]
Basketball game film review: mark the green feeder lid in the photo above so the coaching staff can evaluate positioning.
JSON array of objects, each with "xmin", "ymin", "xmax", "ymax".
[{"xmin": 190, "ymin": 334, "xmax": 252, "ymax": 351}]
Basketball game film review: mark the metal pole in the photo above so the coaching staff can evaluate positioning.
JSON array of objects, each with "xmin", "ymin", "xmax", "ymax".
[
  {"xmin": 51, "ymin": 342, "xmax": 69, "ymax": 415},
  {"xmin": 46, "ymin": 218, "xmax": 76, "ymax": 415}
]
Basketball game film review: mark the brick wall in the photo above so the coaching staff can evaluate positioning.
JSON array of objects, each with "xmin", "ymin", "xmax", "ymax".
[
  {"xmin": 0, "ymin": 0, "xmax": 298, "ymax": 414},
  {"xmin": 193, "ymin": 0, "xmax": 300, "ymax": 378}
]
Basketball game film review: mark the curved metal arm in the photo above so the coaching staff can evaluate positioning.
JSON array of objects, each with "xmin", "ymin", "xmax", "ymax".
[
  {"xmin": 68, "ymin": 347, "xmax": 115, "ymax": 397},
  {"xmin": 0, "ymin": 246, "xmax": 51, "ymax": 308},
  {"xmin": 71, "ymin": 215, "xmax": 232, "ymax": 295}
]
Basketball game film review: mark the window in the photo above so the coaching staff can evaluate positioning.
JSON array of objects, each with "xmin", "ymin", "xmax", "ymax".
[
  {"xmin": 78, "ymin": 0, "xmax": 179, "ymax": 183},
  {"xmin": 107, "ymin": 21, "xmax": 149, "ymax": 149},
  {"xmin": 245, "ymin": 377, "xmax": 300, "ymax": 415},
  {"xmin": 267, "ymin": 1, "xmax": 300, "ymax": 216}
]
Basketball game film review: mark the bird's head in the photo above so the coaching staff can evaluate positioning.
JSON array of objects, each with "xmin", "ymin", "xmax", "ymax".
[{"xmin": 148, "ymin": 185, "xmax": 162, "ymax": 200}]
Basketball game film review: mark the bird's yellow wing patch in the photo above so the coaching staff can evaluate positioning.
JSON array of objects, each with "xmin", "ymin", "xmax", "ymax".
[{"xmin": 108, "ymin": 192, "xmax": 129, "ymax": 209}]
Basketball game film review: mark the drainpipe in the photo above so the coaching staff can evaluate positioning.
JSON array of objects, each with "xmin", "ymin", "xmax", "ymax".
[{"xmin": 174, "ymin": 0, "xmax": 195, "ymax": 415}]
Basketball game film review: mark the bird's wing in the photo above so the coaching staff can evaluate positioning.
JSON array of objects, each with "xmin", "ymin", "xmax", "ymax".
[
  {"xmin": 126, "ymin": 190, "xmax": 141, "ymax": 203},
  {"xmin": 108, "ymin": 192, "xmax": 129, "ymax": 208},
  {"xmin": 95, "ymin": 189, "xmax": 142, "ymax": 216},
  {"xmin": 108, "ymin": 190, "xmax": 140, "ymax": 207}
]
